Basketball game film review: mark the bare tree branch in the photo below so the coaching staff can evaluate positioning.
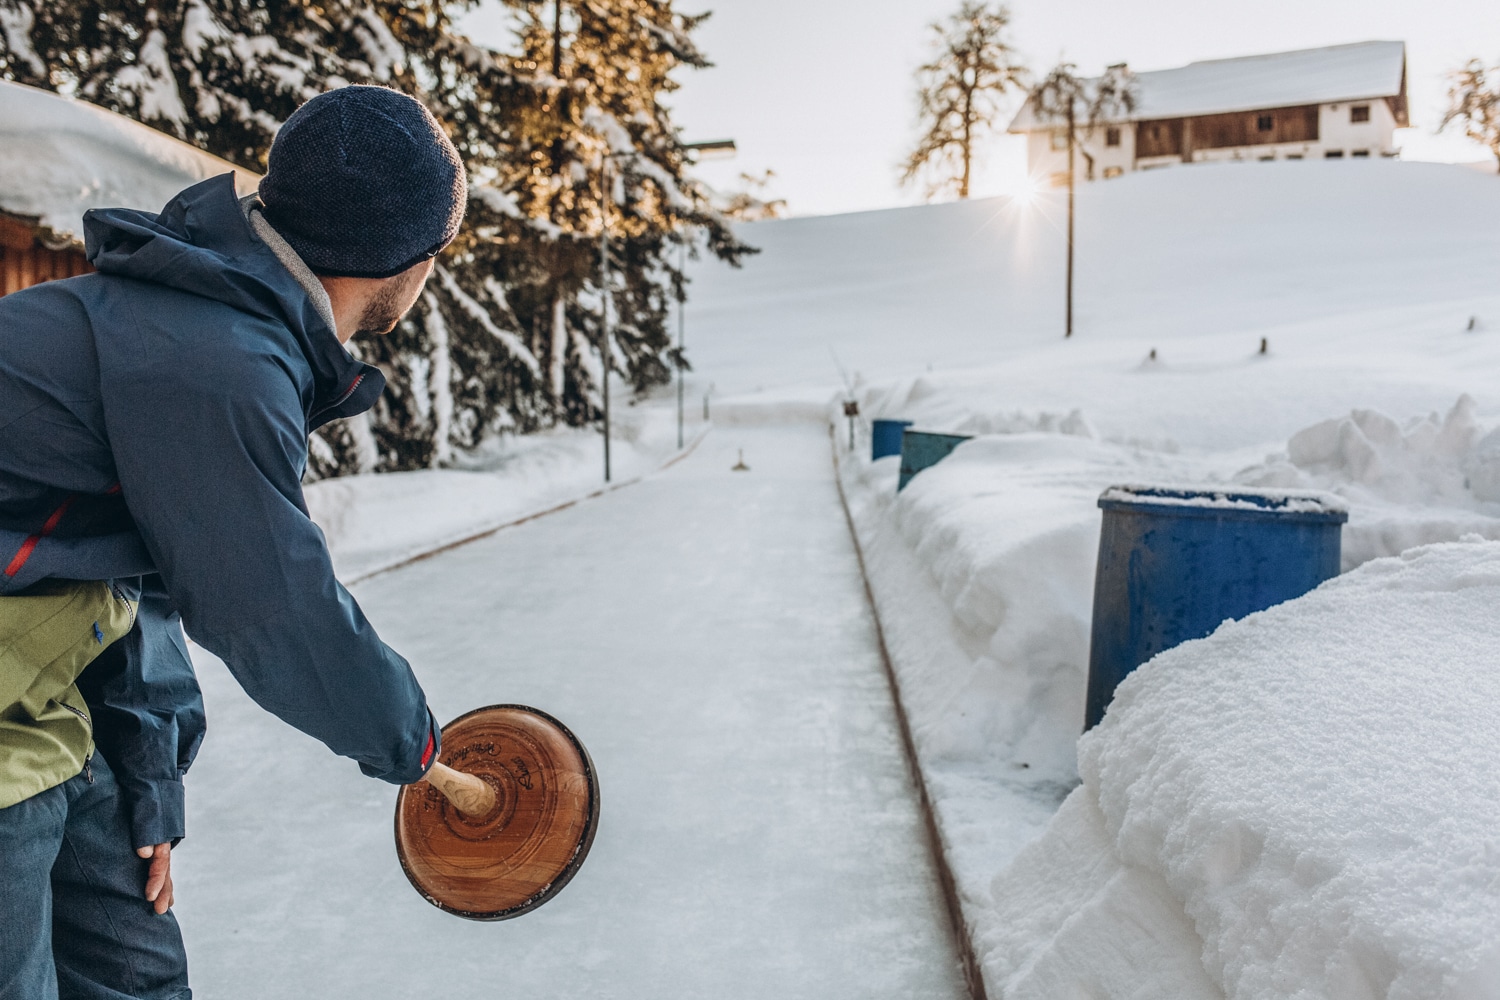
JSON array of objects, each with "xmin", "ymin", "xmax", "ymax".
[
  {"xmin": 1442, "ymin": 59, "xmax": 1500, "ymax": 174},
  {"xmin": 901, "ymin": 2, "xmax": 1027, "ymax": 201}
]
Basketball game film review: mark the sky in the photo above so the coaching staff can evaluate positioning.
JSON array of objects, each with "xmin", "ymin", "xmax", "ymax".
[{"xmin": 463, "ymin": 0, "xmax": 1500, "ymax": 217}]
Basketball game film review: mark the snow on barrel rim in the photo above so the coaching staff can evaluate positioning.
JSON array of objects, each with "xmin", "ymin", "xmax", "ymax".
[{"xmin": 1098, "ymin": 482, "xmax": 1350, "ymax": 522}]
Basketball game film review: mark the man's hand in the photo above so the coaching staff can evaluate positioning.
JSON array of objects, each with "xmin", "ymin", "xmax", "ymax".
[{"xmin": 136, "ymin": 842, "xmax": 174, "ymax": 915}]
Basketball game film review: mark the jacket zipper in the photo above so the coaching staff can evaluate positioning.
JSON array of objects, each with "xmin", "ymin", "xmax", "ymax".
[
  {"xmin": 109, "ymin": 581, "xmax": 138, "ymax": 631},
  {"xmin": 309, "ymin": 372, "xmax": 365, "ymax": 423},
  {"xmin": 61, "ymin": 703, "xmax": 94, "ymax": 783}
]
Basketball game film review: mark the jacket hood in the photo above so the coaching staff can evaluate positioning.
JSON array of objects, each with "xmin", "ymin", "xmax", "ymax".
[{"xmin": 82, "ymin": 172, "xmax": 384, "ymax": 429}]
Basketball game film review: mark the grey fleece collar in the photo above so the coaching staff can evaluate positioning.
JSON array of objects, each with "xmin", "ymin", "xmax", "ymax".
[{"xmin": 240, "ymin": 193, "xmax": 338, "ymax": 334}]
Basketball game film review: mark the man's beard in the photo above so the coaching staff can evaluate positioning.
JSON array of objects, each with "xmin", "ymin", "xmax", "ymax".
[{"xmin": 355, "ymin": 266, "xmax": 426, "ymax": 337}]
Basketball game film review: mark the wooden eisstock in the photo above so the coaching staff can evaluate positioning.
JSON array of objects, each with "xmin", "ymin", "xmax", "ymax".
[
  {"xmin": 423, "ymin": 760, "xmax": 497, "ymax": 816},
  {"xmin": 395, "ymin": 705, "xmax": 600, "ymax": 920}
]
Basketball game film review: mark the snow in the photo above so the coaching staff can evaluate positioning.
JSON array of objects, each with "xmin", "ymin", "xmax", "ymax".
[
  {"xmin": 987, "ymin": 541, "xmax": 1500, "ymax": 999},
  {"xmin": 180, "ymin": 426, "xmax": 969, "ymax": 999},
  {"xmin": 0, "ymin": 2, "xmax": 44, "ymax": 77},
  {"xmin": 1008, "ymin": 40, "xmax": 1408, "ymax": 129},
  {"xmin": 306, "ymin": 403, "xmax": 694, "ymax": 582},
  {"xmin": 679, "ymin": 159, "xmax": 1500, "ymax": 995},
  {"xmin": 147, "ymin": 154, "xmax": 1500, "ymax": 996},
  {"xmin": 0, "ymin": 79, "xmax": 258, "ymax": 242},
  {"xmin": 1096, "ymin": 484, "xmax": 1347, "ymax": 517}
]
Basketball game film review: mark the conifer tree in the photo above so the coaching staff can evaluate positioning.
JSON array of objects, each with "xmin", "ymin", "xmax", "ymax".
[
  {"xmin": 901, "ymin": 2, "xmax": 1027, "ymax": 201},
  {"xmin": 0, "ymin": 0, "xmax": 749, "ymax": 475}
]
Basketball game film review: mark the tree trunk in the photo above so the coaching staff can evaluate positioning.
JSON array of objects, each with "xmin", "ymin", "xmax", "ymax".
[
  {"xmin": 550, "ymin": 293, "xmax": 568, "ymax": 403},
  {"xmin": 960, "ymin": 81, "xmax": 973, "ymax": 199}
]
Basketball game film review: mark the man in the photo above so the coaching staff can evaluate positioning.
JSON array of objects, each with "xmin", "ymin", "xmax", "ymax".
[{"xmin": 0, "ymin": 86, "xmax": 466, "ymax": 999}]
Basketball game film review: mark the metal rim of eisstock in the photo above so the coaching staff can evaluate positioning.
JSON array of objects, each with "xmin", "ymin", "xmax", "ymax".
[{"xmin": 393, "ymin": 703, "xmax": 601, "ymax": 921}]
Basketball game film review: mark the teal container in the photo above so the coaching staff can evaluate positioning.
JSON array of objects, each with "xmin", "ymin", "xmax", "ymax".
[{"xmin": 898, "ymin": 431, "xmax": 973, "ymax": 491}]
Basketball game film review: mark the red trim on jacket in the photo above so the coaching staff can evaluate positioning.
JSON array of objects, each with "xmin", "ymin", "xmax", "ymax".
[
  {"xmin": 420, "ymin": 732, "xmax": 435, "ymax": 769},
  {"xmin": 4, "ymin": 494, "xmax": 78, "ymax": 578}
]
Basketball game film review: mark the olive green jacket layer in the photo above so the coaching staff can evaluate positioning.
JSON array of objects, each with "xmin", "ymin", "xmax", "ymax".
[{"xmin": 0, "ymin": 581, "xmax": 137, "ymax": 808}]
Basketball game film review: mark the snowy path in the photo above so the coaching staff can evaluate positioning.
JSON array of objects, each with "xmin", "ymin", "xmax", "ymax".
[{"xmin": 174, "ymin": 421, "xmax": 969, "ymax": 999}]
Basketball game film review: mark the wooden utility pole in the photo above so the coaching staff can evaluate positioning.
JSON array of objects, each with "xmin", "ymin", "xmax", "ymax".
[{"xmin": 1066, "ymin": 104, "xmax": 1075, "ymax": 339}]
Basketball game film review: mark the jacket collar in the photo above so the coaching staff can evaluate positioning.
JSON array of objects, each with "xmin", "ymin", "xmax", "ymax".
[{"xmin": 85, "ymin": 173, "xmax": 385, "ymax": 431}]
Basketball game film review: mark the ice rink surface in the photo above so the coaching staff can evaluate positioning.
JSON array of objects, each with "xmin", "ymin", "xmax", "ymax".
[{"xmin": 174, "ymin": 422, "xmax": 969, "ymax": 999}]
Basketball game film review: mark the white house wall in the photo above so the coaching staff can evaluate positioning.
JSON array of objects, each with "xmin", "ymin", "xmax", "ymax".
[
  {"xmin": 1026, "ymin": 127, "xmax": 1136, "ymax": 186},
  {"xmin": 1317, "ymin": 99, "xmax": 1400, "ymax": 157}
]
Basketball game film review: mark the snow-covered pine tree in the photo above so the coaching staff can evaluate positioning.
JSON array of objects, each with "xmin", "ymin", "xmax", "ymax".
[
  {"xmin": 0, "ymin": 0, "xmax": 749, "ymax": 475},
  {"xmin": 483, "ymin": 1, "xmax": 752, "ymax": 423}
]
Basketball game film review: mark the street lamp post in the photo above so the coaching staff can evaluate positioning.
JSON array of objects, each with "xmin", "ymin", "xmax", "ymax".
[
  {"xmin": 597, "ymin": 138, "xmax": 735, "ymax": 480},
  {"xmin": 599, "ymin": 155, "xmax": 613, "ymax": 482},
  {"xmin": 676, "ymin": 139, "xmax": 736, "ymax": 450}
]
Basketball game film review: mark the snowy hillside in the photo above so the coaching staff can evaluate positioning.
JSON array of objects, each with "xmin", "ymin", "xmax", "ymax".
[
  {"xmin": 681, "ymin": 159, "xmax": 1500, "ymax": 999},
  {"xmin": 687, "ymin": 160, "xmax": 1500, "ymax": 432}
]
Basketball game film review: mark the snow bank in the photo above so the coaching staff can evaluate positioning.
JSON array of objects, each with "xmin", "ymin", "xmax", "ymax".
[
  {"xmin": 984, "ymin": 541, "xmax": 1500, "ymax": 999},
  {"xmin": 1238, "ymin": 397, "xmax": 1500, "ymax": 569},
  {"xmin": 309, "ymin": 405, "xmax": 693, "ymax": 581},
  {"xmin": 0, "ymin": 80, "xmax": 257, "ymax": 241}
]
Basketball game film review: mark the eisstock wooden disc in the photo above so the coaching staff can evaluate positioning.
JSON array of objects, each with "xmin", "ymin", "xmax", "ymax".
[{"xmin": 395, "ymin": 705, "xmax": 599, "ymax": 920}]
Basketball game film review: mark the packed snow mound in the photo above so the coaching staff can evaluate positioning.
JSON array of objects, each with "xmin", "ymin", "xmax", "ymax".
[
  {"xmin": 1239, "ymin": 396, "xmax": 1500, "ymax": 568},
  {"xmin": 0, "ymin": 80, "xmax": 258, "ymax": 242},
  {"xmin": 983, "ymin": 540, "xmax": 1500, "ymax": 999}
]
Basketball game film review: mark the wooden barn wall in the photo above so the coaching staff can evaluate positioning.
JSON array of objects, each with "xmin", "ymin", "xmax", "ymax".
[
  {"xmin": 0, "ymin": 215, "xmax": 92, "ymax": 297},
  {"xmin": 1135, "ymin": 104, "xmax": 1321, "ymax": 159}
]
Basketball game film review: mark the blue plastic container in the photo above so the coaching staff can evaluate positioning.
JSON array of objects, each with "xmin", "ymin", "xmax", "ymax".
[
  {"xmin": 898, "ymin": 430, "xmax": 973, "ymax": 491},
  {"xmin": 1085, "ymin": 484, "xmax": 1347, "ymax": 730},
  {"xmin": 871, "ymin": 419, "xmax": 913, "ymax": 461}
]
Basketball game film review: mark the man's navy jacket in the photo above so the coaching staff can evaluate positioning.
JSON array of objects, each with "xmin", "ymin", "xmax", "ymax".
[{"xmin": 0, "ymin": 174, "xmax": 436, "ymax": 847}]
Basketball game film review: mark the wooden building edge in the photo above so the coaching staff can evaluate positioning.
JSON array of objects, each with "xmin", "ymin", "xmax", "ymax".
[{"xmin": 1, "ymin": 212, "xmax": 92, "ymax": 297}]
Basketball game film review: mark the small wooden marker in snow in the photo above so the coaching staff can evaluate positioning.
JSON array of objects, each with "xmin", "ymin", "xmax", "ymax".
[
  {"xmin": 1260, "ymin": 337, "xmax": 1269, "ymax": 355},
  {"xmin": 1148, "ymin": 348, "xmax": 1157, "ymax": 361},
  {"xmin": 732, "ymin": 449, "xmax": 750, "ymax": 472}
]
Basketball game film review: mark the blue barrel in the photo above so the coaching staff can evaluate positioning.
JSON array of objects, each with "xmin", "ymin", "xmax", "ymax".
[
  {"xmin": 871, "ymin": 419, "xmax": 913, "ymax": 461},
  {"xmin": 1085, "ymin": 484, "xmax": 1347, "ymax": 730},
  {"xmin": 898, "ymin": 430, "xmax": 973, "ymax": 491}
]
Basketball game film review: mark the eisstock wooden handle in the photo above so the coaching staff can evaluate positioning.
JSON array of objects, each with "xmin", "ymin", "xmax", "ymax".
[{"xmin": 423, "ymin": 760, "xmax": 497, "ymax": 816}]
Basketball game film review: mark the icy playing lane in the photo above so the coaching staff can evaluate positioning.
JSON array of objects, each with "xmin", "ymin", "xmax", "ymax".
[{"xmin": 174, "ymin": 421, "xmax": 969, "ymax": 999}]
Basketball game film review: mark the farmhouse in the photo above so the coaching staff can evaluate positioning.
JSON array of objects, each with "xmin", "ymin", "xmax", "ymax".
[
  {"xmin": 0, "ymin": 79, "xmax": 258, "ymax": 297},
  {"xmin": 1008, "ymin": 40, "xmax": 1409, "ymax": 187}
]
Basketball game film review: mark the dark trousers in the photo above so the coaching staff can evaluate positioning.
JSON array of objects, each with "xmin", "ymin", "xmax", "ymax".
[{"xmin": 0, "ymin": 755, "xmax": 190, "ymax": 1000}]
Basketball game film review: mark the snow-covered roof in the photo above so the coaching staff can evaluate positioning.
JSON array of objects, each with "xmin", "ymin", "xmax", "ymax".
[
  {"xmin": 1009, "ymin": 40, "xmax": 1407, "ymax": 131},
  {"xmin": 0, "ymin": 80, "xmax": 260, "ymax": 245}
]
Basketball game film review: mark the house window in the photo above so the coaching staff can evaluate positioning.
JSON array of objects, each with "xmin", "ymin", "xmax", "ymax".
[
  {"xmin": 1105, "ymin": 127, "xmax": 1121, "ymax": 147},
  {"xmin": 1351, "ymin": 105, "xmax": 1370, "ymax": 123},
  {"xmin": 1325, "ymin": 149, "xmax": 1344, "ymax": 159},
  {"xmin": 1050, "ymin": 130, "xmax": 1068, "ymax": 151},
  {"xmin": 1257, "ymin": 114, "xmax": 1274, "ymax": 132},
  {"xmin": 1351, "ymin": 149, "xmax": 1370, "ymax": 158},
  {"xmin": 1286, "ymin": 154, "xmax": 1303, "ymax": 160},
  {"xmin": 1103, "ymin": 165, "xmax": 1124, "ymax": 179}
]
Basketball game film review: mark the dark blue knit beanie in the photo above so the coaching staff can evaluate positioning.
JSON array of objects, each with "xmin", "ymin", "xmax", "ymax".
[{"xmin": 260, "ymin": 86, "xmax": 466, "ymax": 279}]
